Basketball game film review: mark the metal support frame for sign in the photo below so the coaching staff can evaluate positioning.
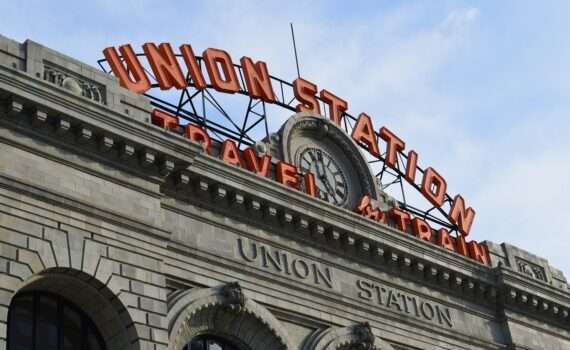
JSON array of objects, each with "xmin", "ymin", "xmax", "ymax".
[{"xmin": 98, "ymin": 54, "xmax": 458, "ymax": 233}]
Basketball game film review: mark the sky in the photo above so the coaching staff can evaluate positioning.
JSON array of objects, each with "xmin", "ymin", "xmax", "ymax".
[{"xmin": 1, "ymin": 1, "xmax": 569, "ymax": 277}]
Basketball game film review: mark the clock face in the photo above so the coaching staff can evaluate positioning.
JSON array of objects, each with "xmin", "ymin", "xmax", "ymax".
[{"xmin": 298, "ymin": 147, "xmax": 348, "ymax": 205}]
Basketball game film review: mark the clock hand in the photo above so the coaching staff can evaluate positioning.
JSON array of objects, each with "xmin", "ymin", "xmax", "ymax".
[
  {"xmin": 316, "ymin": 150, "xmax": 327, "ymax": 177},
  {"xmin": 321, "ymin": 176, "xmax": 335, "ymax": 196},
  {"xmin": 312, "ymin": 151, "xmax": 325, "ymax": 179},
  {"xmin": 315, "ymin": 150, "xmax": 339, "ymax": 199}
]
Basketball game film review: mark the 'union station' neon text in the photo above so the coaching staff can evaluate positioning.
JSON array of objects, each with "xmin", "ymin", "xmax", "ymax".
[{"xmin": 103, "ymin": 43, "xmax": 487, "ymax": 265}]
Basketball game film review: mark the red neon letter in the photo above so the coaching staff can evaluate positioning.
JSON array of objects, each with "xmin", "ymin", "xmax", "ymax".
[
  {"xmin": 276, "ymin": 161, "xmax": 299, "ymax": 189},
  {"xmin": 468, "ymin": 241, "xmax": 489, "ymax": 265},
  {"xmin": 103, "ymin": 45, "xmax": 150, "ymax": 94},
  {"xmin": 379, "ymin": 127, "xmax": 405, "ymax": 168},
  {"xmin": 421, "ymin": 167, "xmax": 447, "ymax": 207},
  {"xmin": 448, "ymin": 195, "xmax": 476, "ymax": 236},
  {"xmin": 354, "ymin": 195, "xmax": 371, "ymax": 214},
  {"xmin": 411, "ymin": 218, "xmax": 432, "ymax": 241},
  {"xmin": 180, "ymin": 44, "xmax": 207, "ymax": 90},
  {"xmin": 151, "ymin": 109, "xmax": 179, "ymax": 129},
  {"xmin": 293, "ymin": 78, "xmax": 320, "ymax": 114},
  {"xmin": 304, "ymin": 173, "xmax": 317, "ymax": 197},
  {"xmin": 185, "ymin": 124, "xmax": 211, "ymax": 154},
  {"xmin": 351, "ymin": 113, "xmax": 380, "ymax": 157},
  {"xmin": 455, "ymin": 233, "xmax": 469, "ymax": 256},
  {"xmin": 240, "ymin": 57, "xmax": 275, "ymax": 103},
  {"xmin": 389, "ymin": 208, "xmax": 411, "ymax": 232},
  {"xmin": 243, "ymin": 147, "xmax": 271, "ymax": 177},
  {"xmin": 437, "ymin": 229, "xmax": 456, "ymax": 252},
  {"xmin": 366, "ymin": 207, "xmax": 386, "ymax": 224},
  {"xmin": 219, "ymin": 140, "xmax": 244, "ymax": 167},
  {"xmin": 320, "ymin": 89, "xmax": 347, "ymax": 126},
  {"xmin": 203, "ymin": 48, "xmax": 240, "ymax": 93},
  {"xmin": 405, "ymin": 150, "xmax": 418, "ymax": 183},
  {"xmin": 143, "ymin": 42, "xmax": 186, "ymax": 90}
]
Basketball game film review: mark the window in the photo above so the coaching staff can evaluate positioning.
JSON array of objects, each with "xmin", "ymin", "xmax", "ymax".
[
  {"xmin": 186, "ymin": 336, "xmax": 240, "ymax": 350},
  {"xmin": 8, "ymin": 292, "xmax": 106, "ymax": 350}
]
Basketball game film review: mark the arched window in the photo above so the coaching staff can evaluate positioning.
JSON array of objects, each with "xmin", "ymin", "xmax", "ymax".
[
  {"xmin": 185, "ymin": 335, "xmax": 241, "ymax": 350},
  {"xmin": 8, "ymin": 291, "xmax": 107, "ymax": 350}
]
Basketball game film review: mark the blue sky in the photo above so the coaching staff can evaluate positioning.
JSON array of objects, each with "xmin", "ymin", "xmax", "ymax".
[{"xmin": 2, "ymin": 1, "xmax": 569, "ymax": 277}]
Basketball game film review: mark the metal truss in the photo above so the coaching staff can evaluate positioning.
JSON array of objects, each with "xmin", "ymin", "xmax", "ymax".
[{"xmin": 98, "ymin": 53, "xmax": 459, "ymax": 233}]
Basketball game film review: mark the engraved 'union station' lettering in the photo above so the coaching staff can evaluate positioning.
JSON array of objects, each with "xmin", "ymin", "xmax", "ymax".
[
  {"xmin": 237, "ymin": 238, "xmax": 334, "ymax": 289},
  {"xmin": 357, "ymin": 279, "xmax": 453, "ymax": 328}
]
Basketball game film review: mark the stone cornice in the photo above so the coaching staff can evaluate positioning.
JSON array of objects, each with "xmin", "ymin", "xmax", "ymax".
[
  {"xmin": 499, "ymin": 267, "xmax": 570, "ymax": 327},
  {"xmin": 171, "ymin": 155, "xmax": 500, "ymax": 303},
  {"xmin": 0, "ymin": 64, "xmax": 203, "ymax": 166},
  {"xmin": 1, "ymin": 56, "xmax": 569, "ymax": 330},
  {"xmin": 500, "ymin": 267, "xmax": 570, "ymax": 304},
  {"xmin": 165, "ymin": 155, "xmax": 570, "ymax": 329}
]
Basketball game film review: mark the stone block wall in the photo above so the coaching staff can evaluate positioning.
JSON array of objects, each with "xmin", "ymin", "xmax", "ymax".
[{"xmin": 0, "ymin": 183, "xmax": 170, "ymax": 349}]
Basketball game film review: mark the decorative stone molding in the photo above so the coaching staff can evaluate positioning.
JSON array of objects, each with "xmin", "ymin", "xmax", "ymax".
[
  {"xmin": 220, "ymin": 281, "xmax": 247, "ymax": 311},
  {"xmin": 0, "ymin": 94, "xmax": 190, "ymax": 178},
  {"xmin": 173, "ymin": 166, "xmax": 499, "ymax": 306},
  {"xmin": 44, "ymin": 63, "xmax": 106, "ymax": 104},
  {"xmin": 503, "ymin": 283, "xmax": 570, "ymax": 327},
  {"xmin": 516, "ymin": 257, "xmax": 547, "ymax": 282},
  {"xmin": 302, "ymin": 322, "xmax": 395, "ymax": 350},
  {"xmin": 168, "ymin": 282, "xmax": 294, "ymax": 350}
]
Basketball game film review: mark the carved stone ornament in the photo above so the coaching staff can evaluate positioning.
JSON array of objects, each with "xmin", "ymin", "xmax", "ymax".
[
  {"xmin": 516, "ymin": 257, "xmax": 547, "ymax": 282},
  {"xmin": 44, "ymin": 63, "xmax": 106, "ymax": 104},
  {"xmin": 220, "ymin": 281, "xmax": 246, "ymax": 312},
  {"xmin": 168, "ymin": 282, "xmax": 294, "ymax": 350},
  {"xmin": 302, "ymin": 322, "xmax": 395, "ymax": 350}
]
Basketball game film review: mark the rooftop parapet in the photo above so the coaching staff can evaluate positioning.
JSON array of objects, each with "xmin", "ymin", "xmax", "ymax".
[{"xmin": 0, "ymin": 34, "xmax": 151, "ymax": 124}]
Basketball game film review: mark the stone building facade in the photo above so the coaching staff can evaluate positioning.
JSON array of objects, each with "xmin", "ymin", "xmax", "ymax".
[{"xmin": 0, "ymin": 34, "xmax": 569, "ymax": 350}]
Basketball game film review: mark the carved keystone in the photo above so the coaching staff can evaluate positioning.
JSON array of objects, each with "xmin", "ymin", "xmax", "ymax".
[
  {"xmin": 353, "ymin": 322, "xmax": 375, "ymax": 350},
  {"xmin": 221, "ymin": 282, "xmax": 246, "ymax": 312}
]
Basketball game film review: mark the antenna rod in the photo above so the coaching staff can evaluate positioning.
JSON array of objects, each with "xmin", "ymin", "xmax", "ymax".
[{"xmin": 290, "ymin": 23, "xmax": 301, "ymax": 78}]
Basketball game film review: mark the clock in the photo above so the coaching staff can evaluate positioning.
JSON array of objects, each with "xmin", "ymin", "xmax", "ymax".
[
  {"xmin": 275, "ymin": 112, "xmax": 379, "ymax": 209},
  {"xmin": 298, "ymin": 147, "xmax": 348, "ymax": 205}
]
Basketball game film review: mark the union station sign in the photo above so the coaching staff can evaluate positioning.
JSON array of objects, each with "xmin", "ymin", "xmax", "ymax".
[{"xmin": 102, "ymin": 42, "xmax": 488, "ymax": 266}]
